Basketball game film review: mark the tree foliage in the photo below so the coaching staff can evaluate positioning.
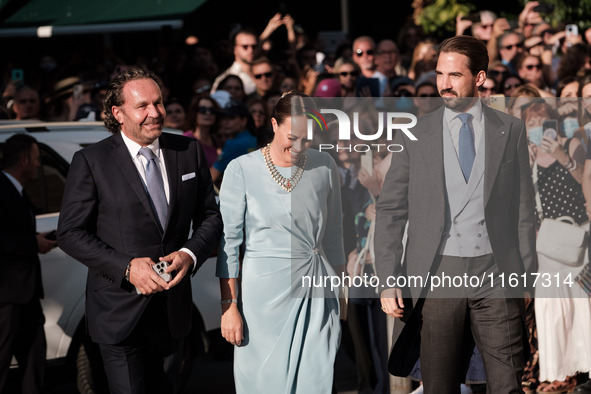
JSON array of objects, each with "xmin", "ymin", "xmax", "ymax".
[
  {"xmin": 414, "ymin": 0, "xmax": 472, "ymax": 37},
  {"xmin": 541, "ymin": 0, "xmax": 591, "ymax": 29},
  {"xmin": 413, "ymin": 0, "xmax": 591, "ymax": 38}
]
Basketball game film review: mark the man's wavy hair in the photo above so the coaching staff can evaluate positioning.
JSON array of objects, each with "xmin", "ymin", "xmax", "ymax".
[
  {"xmin": 103, "ymin": 67, "xmax": 160, "ymax": 134},
  {"xmin": 438, "ymin": 36, "xmax": 489, "ymax": 77}
]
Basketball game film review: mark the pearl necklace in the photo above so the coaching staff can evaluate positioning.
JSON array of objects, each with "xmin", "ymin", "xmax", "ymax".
[{"xmin": 263, "ymin": 143, "xmax": 306, "ymax": 192}]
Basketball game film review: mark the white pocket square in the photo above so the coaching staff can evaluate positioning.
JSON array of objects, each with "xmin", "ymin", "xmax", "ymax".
[{"xmin": 182, "ymin": 172, "xmax": 196, "ymax": 181}]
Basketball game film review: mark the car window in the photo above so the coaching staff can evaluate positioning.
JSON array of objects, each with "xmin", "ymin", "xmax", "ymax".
[
  {"xmin": 30, "ymin": 143, "xmax": 69, "ymax": 214},
  {"xmin": 0, "ymin": 142, "xmax": 69, "ymax": 215}
]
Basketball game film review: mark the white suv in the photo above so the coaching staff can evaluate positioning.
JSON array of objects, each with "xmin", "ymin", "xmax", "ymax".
[{"xmin": 0, "ymin": 121, "xmax": 222, "ymax": 392}]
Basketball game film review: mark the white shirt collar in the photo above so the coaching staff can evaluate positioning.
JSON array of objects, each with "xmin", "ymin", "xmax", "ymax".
[
  {"xmin": 443, "ymin": 99, "xmax": 484, "ymax": 125},
  {"xmin": 120, "ymin": 131, "xmax": 161, "ymax": 159},
  {"xmin": 3, "ymin": 171, "xmax": 23, "ymax": 195}
]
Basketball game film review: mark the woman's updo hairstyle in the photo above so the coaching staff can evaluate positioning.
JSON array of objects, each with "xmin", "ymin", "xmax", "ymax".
[{"xmin": 272, "ymin": 91, "xmax": 316, "ymax": 127}]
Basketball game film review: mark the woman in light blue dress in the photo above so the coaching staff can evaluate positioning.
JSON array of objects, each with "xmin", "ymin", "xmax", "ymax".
[{"xmin": 216, "ymin": 92, "xmax": 345, "ymax": 393}]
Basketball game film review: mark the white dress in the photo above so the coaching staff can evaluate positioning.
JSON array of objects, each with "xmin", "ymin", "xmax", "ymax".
[{"xmin": 534, "ymin": 158, "xmax": 591, "ymax": 381}]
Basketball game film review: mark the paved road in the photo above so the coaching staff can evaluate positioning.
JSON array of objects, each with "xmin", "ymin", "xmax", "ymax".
[{"xmin": 6, "ymin": 331, "xmax": 358, "ymax": 394}]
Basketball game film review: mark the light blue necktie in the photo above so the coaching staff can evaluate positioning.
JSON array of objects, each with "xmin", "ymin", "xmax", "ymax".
[
  {"xmin": 139, "ymin": 147, "xmax": 168, "ymax": 228},
  {"xmin": 458, "ymin": 113, "xmax": 475, "ymax": 182}
]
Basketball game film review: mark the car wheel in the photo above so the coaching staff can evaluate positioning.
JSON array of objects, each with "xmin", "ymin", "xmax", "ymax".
[{"xmin": 76, "ymin": 338, "xmax": 108, "ymax": 394}]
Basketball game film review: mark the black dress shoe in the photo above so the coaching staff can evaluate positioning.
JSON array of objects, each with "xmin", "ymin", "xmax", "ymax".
[{"xmin": 574, "ymin": 380, "xmax": 591, "ymax": 393}]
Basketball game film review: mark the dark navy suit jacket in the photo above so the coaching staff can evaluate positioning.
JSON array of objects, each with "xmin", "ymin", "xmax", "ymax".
[{"xmin": 58, "ymin": 132, "xmax": 222, "ymax": 344}]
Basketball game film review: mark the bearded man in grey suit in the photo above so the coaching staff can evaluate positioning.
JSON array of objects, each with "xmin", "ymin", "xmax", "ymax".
[{"xmin": 375, "ymin": 36, "xmax": 537, "ymax": 394}]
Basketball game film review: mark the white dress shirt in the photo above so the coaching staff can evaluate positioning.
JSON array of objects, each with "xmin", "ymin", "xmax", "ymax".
[
  {"xmin": 443, "ymin": 99, "xmax": 485, "ymax": 156},
  {"xmin": 121, "ymin": 132, "xmax": 170, "ymax": 203},
  {"xmin": 3, "ymin": 171, "xmax": 23, "ymax": 195},
  {"xmin": 120, "ymin": 132, "xmax": 197, "ymax": 267}
]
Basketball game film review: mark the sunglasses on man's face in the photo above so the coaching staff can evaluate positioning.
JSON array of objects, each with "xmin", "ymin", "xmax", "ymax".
[
  {"xmin": 355, "ymin": 49, "xmax": 375, "ymax": 57},
  {"xmin": 524, "ymin": 64, "xmax": 541, "ymax": 70},
  {"xmin": 339, "ymin": 71, "xmax": 359, "ymax": 77},
  {"xmin": 237, "ymin": 44, "xmax": 256, "ymax": 50},
  {"xmin": 502, "ymin": 43, "xmax": 523, "ymax": 50},
  {"xmin": 254, "ymin": 72, "xmax": 273, "ymax": 80},
  {"xmin": 197, "ymin": 106, "xmax": 216, "ymax": 115}
]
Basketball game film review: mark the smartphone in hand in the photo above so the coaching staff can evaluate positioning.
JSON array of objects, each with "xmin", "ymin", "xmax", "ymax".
[
  {"xmin": 45, "ymin": 230, "xmax": 57, "ymax": 241},
  {"xmin": 543, "ymin": 120, "xmax": 558, "ymax": 140}
]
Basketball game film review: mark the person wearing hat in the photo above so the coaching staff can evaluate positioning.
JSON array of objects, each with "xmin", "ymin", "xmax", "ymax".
[
  {"xmin": 48, "ymin": 76, "xmax": 93, "ymax": 121},
  {"xmin": 211, "ymin": 99, "xmax": 257, "ymax": 185}
]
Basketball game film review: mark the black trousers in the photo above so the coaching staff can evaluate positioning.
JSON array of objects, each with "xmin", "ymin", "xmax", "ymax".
[
  {"xmin": 98, "ymin": 294, "xmax": 184, "ymax": 394},
  {"xmin": 420, "ymin": 255, "xmax": 525, "ymax": 394},
  {"xmin": 0, "ymin": 299, "xmax": 46, "ymax": 394},
  {"xmin": 348, "ymin": 299, "xmax": 390, "ymax": 394}
]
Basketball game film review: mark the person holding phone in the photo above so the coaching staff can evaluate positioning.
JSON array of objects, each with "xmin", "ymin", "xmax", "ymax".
[
  {"xmin": 522, "ymin": 100, "xmax": 591, "ymax": 393},
  {"xmin": 525, "ymin": 100, "xmax": 585, "ymax": 184},
  {"xmin": 57, "ymin": 68, "xmax": 222, "ymax": 393}
]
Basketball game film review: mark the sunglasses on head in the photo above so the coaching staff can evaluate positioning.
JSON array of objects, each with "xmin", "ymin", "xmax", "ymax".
[
  {"xmin": 197, "ymin": 106, "xmax": 216, "ymax": 115},
  {"xmin": 254, "ymin": 72, "xmax": 273, "ymax": 79},
  {"xmin": 339, "ymin": 71, "xmax": 359, "ymax": 77},
  {"xmin": 237, "ymin": 44, "xmax": 256, "ymax": 50},
  {"xmin": 525, "ymin": 64, "xmax": 541, "ymax": 70},
  {"xmin": 480, "ymin": 24, "xmax": 493, "ymax": 29},
  {"xmin": 502, "ymin": 43, "xmax": 523, "ymax": 50},
  {"xmin": 355, "ymin": 49, "xmax": 375, "ymax": 57}
]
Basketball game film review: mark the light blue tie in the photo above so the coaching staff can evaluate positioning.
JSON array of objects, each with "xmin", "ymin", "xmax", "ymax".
[
  {"xmin": 458, "ymin": 113, "xmax": 475, "ymax": 182},
  {"xmin": 139, "ymin": 147, "xmax": 168, "ymax": 228}
]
